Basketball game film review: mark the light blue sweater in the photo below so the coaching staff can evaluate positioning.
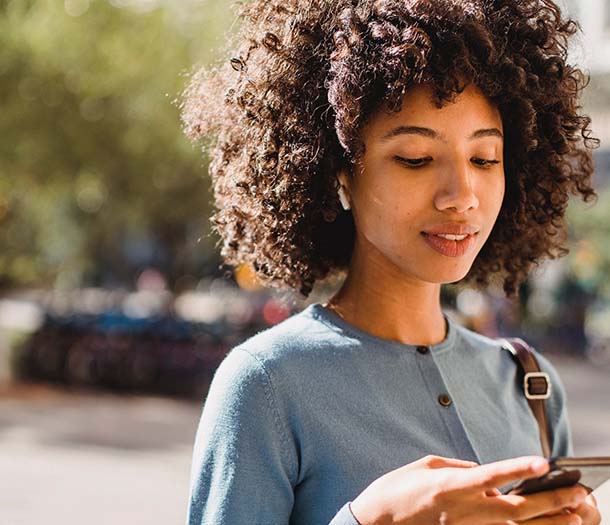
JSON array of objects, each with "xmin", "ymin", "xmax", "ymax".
[{"xmin": 186, "ymin": 303, "xmax": 573, "ymax": 525}]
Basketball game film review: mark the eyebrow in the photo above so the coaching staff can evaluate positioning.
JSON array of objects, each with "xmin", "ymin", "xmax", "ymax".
[{"xmin": 380, "ymin": 125, "xmax": 503, "ymax": 142}]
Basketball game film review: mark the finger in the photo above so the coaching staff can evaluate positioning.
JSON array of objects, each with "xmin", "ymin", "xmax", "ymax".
[
  {"xmin": 404, "ymin": 454, "xmax": 479, "ymax": 471},
  {"xmin": 585, "ymin": 492, "xmax": 597, "ymax": 508},
  {"xmin": 539, "ymin": 501, "xmax": 602, "ymax": 525},
  {"xmin": 570, "ymin": 502, "xmax": 602, "ymax": 525},
  {"xmin": 429, "ymin": 458, "xmax": 480, "ymax": 469},
  {"xmin": 534, "ymin": 507, "xmax": 574, "ymax": 518},
  {"xmin": 521, "ymin": 485, "xmax": 588, "ymax": 514},
  {"xmin": 535, "ymin": 487, "xmax": 595, "ymax": 518},
  {"xmin": 485, "ymin": 485, "xmax": 588, "ymax": 523},
  {"xmin": 459, "ymin": 455, "xmax": 549, "ymax": 493},
  {"xmin": 516, "ymin": 512, "xmax": 581, "ymax": 524},
  {"xmin": 536, "ymin": 506, "xmax": 574, "ymax": 518}
]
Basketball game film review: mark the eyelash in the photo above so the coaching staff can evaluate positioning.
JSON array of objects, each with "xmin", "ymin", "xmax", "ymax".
[{"xmin": 394, "ymin": 156, "xmax": 501, "ymax": 168}]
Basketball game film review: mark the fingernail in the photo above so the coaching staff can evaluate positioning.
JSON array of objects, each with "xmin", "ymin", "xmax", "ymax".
[
  {"xmin": 531, "ymin": 458, "xmax": 548, "ymax": 470},
  {"xmin": 572, "ymin": 489, "xmax": 587, "ymax": 504}
]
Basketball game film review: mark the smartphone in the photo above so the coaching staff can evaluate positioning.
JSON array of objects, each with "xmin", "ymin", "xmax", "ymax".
[{"xmin": 507, "ymin": 456, "xmax": 610, "ymax": 495}]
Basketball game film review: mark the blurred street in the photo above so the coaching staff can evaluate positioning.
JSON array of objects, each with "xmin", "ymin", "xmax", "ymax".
[{"xmin": 0, "ymin": 353, "xmax": 609, "ymax": 524}]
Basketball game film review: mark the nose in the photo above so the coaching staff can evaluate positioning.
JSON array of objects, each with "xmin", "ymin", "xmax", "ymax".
[{"xmin": 433, "ymin": 161, "xmax": 479, "ymax": 213}]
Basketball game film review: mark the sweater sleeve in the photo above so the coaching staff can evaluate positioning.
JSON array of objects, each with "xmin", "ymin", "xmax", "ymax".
[
  {"xmin": 186, "ymin": 347, "xmax": 297, "ymax": 524},
  {"xmin": 533, "ymin": 350, "xmax": 575, "ymax": 457},
  {"xmin": 185, "ymin": 347, "xmax": 361, "ymax": 525},
  {"xmin": 328, "ymin": 503, "xmax": 364, "ymax": 525}
]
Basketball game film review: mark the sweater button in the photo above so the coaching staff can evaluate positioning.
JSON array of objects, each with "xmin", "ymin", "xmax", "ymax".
[
  {"xmin": 438, "ymin": 394, "xmax": 452, "ymax": 407},
  {"xmin": 416, "ymin": 346, "xmax": 429, "ymax": 354}
]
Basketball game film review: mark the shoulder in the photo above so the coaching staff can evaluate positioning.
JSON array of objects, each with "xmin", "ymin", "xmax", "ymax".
[
  {"xmin": 228, "ymin": 303, "xmax": 357, "ymax": 369},
  {"xmin": 526, "ymin": 345, "xmax": 573, "ymax": 455},
  {"xmin": 494, "ymin": 338, "xmax": 570, "ymax": 428},
  {"xmin": 447, "ymin": 317, "xmax": 564, "ymax": 393},
  {"xmin": 449, "ymin": 318, "xmax": 563, "ymax": 382},
  {"xmin": 234, "ymin": 304, "xmax": 336, "ymax": 357},
  {"xmin": 211, "ymin": 304, "xmax": 350, "ymax": 396},
  {"xmin": 501, "ymin": 339, "xmax": 567, "ymax": 402},
  {"xmin": 529, "ymin": 346, "xmax": 563, "ymax": 382},
  {"xmin": 448, "ymin": 316, "xmax": 505, "ymax": 354},
  {"xmin": 452, "ymin": 323, "xmax": 570, "ymax": 437},
  {"xmin": 528, "ymin": 345, "xmax": 569, "ymax": 408}
]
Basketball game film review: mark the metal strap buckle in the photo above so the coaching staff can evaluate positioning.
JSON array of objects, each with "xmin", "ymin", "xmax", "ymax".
[{"xmin": 524, "ymin": 372, "xmax": 551, "ymax": 400}]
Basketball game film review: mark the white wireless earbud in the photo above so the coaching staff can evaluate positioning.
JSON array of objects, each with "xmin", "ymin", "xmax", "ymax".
[{"xmin": 337, "ymin": 178, "xmax": 351, "ymax": 211}]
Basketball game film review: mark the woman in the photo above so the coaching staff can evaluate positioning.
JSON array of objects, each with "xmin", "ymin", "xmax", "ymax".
[{"xmin": 181, "ymin": 0, "xmax": 601, "ymax": 523}]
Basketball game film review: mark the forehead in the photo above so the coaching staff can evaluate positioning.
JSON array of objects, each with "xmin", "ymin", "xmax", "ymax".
[{"xmin": 362, "ymin": 82, "xmax": 503, "ymax": 142}]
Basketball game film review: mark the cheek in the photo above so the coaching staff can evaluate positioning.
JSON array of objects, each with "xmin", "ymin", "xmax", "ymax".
[
  {"xmin": 357, "ymin": 184, "xmax": 420, "ymax": 232},
  {"xmin": 355, "ymin": 195, "xmax": 423, "ymax": 259},
  {"xmin": 495, "ymin": 179, "xmax": 506, "ymax": 214},
  {"xmin": 482, "ymin": 173, "xmax": 505, "ymax": 218},
  {"xmin": 356, "ymin": 200, "xmax": 396, "ymax": 244}
]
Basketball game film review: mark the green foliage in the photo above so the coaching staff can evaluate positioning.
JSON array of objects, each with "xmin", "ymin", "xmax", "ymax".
[
  {"xmin": 566, "ymin": 187, "xmax": 610, "ymax": 296},
  {"xmin": 0, "ymin": 0, "xmax": 233, "ymax": 289}
]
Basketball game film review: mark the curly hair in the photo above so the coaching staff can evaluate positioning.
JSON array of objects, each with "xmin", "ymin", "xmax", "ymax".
[{"xmin": 181, "ymin": 0, "xmax": 598, "ymax": 298}]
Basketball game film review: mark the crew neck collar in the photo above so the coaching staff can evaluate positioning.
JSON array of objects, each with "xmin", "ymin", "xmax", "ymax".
[{"xmin": 306, "ymin": 302, "xmax": 458, "ymax": 355}]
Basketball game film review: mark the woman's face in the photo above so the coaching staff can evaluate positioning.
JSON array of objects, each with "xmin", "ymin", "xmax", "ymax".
[{"xmin": 340, "ymin": 83, "xmax": 505, "ymax": 286}]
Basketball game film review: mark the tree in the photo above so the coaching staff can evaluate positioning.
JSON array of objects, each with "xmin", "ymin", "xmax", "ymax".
[{"xmin": 0, "ymin": 0, "xmax": 233, "ymax": 290}]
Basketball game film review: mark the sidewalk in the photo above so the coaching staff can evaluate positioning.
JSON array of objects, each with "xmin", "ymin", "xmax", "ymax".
[
  {"xmin": 0, "ymin": 383, "xmax": 201, "ymax": 525},
  {"xmin": 0, "ymin": 353, "xmax": 608, "ymax": 524}
]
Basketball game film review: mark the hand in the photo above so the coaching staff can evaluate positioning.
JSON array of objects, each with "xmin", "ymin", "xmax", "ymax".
[
  {"xmin": 530, "ymin": 490, "xmax": 601, "ymax": 525},
  {"xmin": 349, "ymin": 454, "xmax": 589, "ymax": 525},
  {"xmin": 567, "ymin": 492, "xmax": 602, "ymax": 525}
]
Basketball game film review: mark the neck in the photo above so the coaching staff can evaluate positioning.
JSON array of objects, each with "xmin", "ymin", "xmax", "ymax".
[{"xmin": 326, "ymin": 242, "xmax": 447, "ymax": 347}]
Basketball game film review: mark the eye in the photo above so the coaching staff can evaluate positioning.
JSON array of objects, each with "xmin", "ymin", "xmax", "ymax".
[
  {"xmin": 471, "ymin": 157, "xmax": 501, "ymax": 168},
  {"xmin": 394, "ymin": 156, "xmax": 432, "ymax": 168}
]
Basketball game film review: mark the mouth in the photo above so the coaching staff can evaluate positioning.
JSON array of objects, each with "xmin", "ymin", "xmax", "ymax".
[{"xmin": 420, "ymin": 231, "xmax": 479, "ymax": 257}]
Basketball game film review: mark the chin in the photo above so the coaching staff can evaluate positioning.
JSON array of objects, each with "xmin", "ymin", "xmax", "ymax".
[{"xmin": 420, "ymin": 264, "xmax": 473, "ymax": 285}]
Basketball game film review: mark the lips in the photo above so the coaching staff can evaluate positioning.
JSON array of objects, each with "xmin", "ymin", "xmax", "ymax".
[
  {"xmin": 421, "ymin": 223, "xmax": 480, "ymax": 258},
  {"xmin": 422, "ymin": 223, "xmax": 480, "ymax": 236}
]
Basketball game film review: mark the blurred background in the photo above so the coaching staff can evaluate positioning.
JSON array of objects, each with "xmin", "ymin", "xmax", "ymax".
[{"xmin": 1, "ymin": 0, "xmax": 609, "ymax": 523}]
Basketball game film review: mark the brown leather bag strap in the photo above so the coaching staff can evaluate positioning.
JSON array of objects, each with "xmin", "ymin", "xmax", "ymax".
[{"xmin": 500, "ymin": 337, "xmax": 553, "ymax": 458}]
